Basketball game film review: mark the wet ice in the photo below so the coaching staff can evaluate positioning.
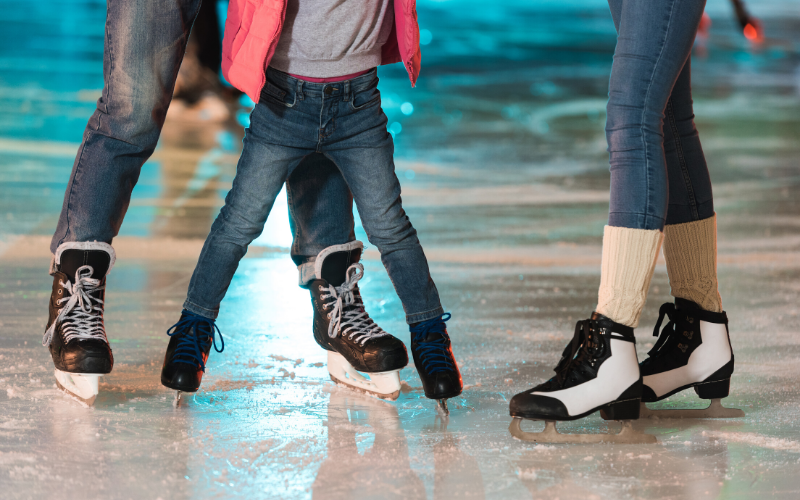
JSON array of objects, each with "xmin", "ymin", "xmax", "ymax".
[{"xmin": 2, "ymin": 0, "xmax": 800, "ymax": 499}]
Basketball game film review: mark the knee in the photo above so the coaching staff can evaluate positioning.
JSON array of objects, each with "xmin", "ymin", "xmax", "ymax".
[
  {"xmin": 361, "ymin": 211, "xmax": 419, "ymax": 251},
  {"xmin": 214, "ymin": 205, "xmax": 267, "ymax": 245}
]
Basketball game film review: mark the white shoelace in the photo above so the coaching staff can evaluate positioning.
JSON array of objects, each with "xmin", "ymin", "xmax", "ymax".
[
  {"xmin": 42, "ymin": 265, "xmax": 108, "ymax": 347},
  {"xmin": 320, "ymin": 263, "xmax": 388, "ymax": 346}
]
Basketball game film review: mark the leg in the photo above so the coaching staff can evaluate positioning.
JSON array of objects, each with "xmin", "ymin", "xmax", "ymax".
[
  {"xmin": 321, "ymin": 74, "xmax": 460, "ymax": 405},
  {"xmin": 163, "ymin": 74, "xmax": 318, "ymax": 394},
  {"xmin": 44, "ymin": 0, "xmax": 202, "ymax": 404},
  {"xmin": 325, "ymin": 138, "xmax": 442, "ymax": 325},
  {"xmin": 639, "ymin": 57, "xmax": 739, "ymax": 418},
  {"xmin": 182, "ymin": 128, "xmax": 307, "ymax": 319},
  {"xmin": 51, "ymin": 0, "xmax": 202, "ymax": 252},
  {"xmin": 286, "ymin": 153, "xmax": 356, "ymax": 287},
  {"xmin": 605, "ymin": 0, "xmax": 707, "ymax": 231},
  {"xmin": 663, "ymin": 58, "xmax": 714, "ymax": 226},
  {"xmin": 508, "ymin": 0, "xmax": 708, "ymax": 439},
  {"xmin": 598, "ymin": 0, "xmax": 707, "ymax": 327},
  {"xmin": 661, "ymin": 58, "xmax": 722, "ymax": 312}
]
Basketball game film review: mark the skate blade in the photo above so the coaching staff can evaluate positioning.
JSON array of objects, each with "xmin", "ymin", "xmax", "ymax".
[
  {"xmin": 328, "ymin": 351, "xmax": 401, "ymax": 401},
  {"xmin": 436, "ymin": 399, "xmax": 450, "ymax": 417},
  {"xmin": 173, "ymin": 391, "xmax": 183, "ymax": 408},
  {"xmin": 54, "ymin": 369, "xmax": 100, "ymax": 406},
  {"xmin": 509, "ymin": 418, "xmax": 657, "ymax": 444},
  {"xmin": 640, "ymin": 399, "xmax": 745, "ymax": 419}
]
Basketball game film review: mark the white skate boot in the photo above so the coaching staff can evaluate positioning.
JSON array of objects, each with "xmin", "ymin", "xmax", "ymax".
[
  {"xmin": 43, "ymin": 242, "xmax": 116, "ymax": 405},
  {"xmin": 509, "ymin": 313, "xmax": 656, "ymax": 443},
  {"xmin": 639, "ymin": 299, "xmax": 744, "ymax": 418},
  {"xmin": 309, "ymin": 242, "xmax": 408, "ymax": 400}
]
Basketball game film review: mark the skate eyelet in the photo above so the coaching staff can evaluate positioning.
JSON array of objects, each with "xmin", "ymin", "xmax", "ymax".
[{"xmin": 57, "ymin": 289, "xmax": 62, "ymax": 295}]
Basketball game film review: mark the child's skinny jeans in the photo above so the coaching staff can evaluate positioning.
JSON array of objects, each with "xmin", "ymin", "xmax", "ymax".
[{"xmin": 184, "ymin": 68, "xmax": 443, "ymax": 324}]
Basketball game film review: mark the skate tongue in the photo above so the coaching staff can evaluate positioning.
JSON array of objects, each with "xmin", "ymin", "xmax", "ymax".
[
  {"xmin": 60, "ymin": 249, "xmax": 111, "ymax": 280},
  {"xmin": 410, "ymin": 314, "xmax": 451, "ymax": 343},
  {"xmin": 318, "ymin": 248, "xmax": 362, "ymax": 286}
]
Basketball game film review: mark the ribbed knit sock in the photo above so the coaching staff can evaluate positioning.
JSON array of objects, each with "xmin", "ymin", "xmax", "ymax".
[
  {"xmin": 596, "ymin": 226, "xmax": 664, "ymax": 328},
  {"xmin": 663, "ymin": 214, "xmax": 723, "ymax": 313}
]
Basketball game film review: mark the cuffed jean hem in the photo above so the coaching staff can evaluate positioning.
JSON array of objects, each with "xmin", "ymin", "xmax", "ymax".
[
  {"xmin": 608, "ymin": 212, "xmax": 666, "ymax": 231},
  {"xmin": 406, "ymin": 306, "xmax": 446, "ymax": 325},
  {"xmin": 182, "ymin": 300, "xmax": 219, "ymax": 320},
  {"xmin": 297, "ymin": 259, "xmax": 317, "ymax": 288}
]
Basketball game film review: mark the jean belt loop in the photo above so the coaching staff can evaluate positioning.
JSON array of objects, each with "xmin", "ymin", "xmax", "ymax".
[
  {"xmin": 344, "ymin": 80, "xmax": 351, "ymax": 102},
  {"xmin": 296, "ymin": 79, "xmax": 304, "ymax": 100}
]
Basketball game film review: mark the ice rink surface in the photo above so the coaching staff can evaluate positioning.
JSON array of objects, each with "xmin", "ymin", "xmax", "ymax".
[{"xmin": 2, "ymin": 0, "xmax": 800, "ymax": 498}]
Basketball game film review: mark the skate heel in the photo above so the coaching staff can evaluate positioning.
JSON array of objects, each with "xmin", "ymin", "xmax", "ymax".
[
  {"xmin": 600, "ymin": 398, "xmax": 641, "ymax": 421},
  {"xmin": 694, "ymin": 378, "xmax": 730, "ymax": 399}
]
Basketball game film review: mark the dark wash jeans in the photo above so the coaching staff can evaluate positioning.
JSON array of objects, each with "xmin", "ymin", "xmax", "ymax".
[
  {"xmin": 50, "ymin": 0, "xmax": 354, "ymax": 269},
  {"xmin": 183, "ymin": 68, "xmax": 444, "ymax": 324},
  {"xmin": 606, "ymin": 0, "xmax": 715, "ymax": 230}
]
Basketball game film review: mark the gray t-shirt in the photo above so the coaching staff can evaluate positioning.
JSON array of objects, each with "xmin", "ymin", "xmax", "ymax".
[{"xmin": 271, "ymin": 0, "xmax": 395, "ymax": 78}]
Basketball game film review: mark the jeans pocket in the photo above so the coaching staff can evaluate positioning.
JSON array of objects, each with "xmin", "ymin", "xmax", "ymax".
[
  {"xmin": 262, "ymin": 79, "xmax": 297, "ymax": 108},
  {"xmin": 349, "ymin": 85, "xmax": 381, "ymax": 111}
]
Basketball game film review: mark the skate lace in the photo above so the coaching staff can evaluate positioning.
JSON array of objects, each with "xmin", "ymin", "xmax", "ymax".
[
  {"xmin": 554, "ymin": 319, "xmax": 604, "ymax": 386},
  {"xmin": 647, "ymin": 303, "xmax": 680, "ymax": 358},
  {"xmin": 166, "ymin": 312, "xmax": 223, "ymax": 372},
  {"xmin": 42, "ymin": 265, "xmax": 107, "ymax": 347},
  {"xmin": 410, "ymin": 313, "xmax": 455, "ymax": 375},
  {"xmin": 320, "ymin": 263, "xmax": 388, "ymax": 346}
]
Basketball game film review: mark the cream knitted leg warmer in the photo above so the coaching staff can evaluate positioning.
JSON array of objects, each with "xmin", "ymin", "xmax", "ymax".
[
  {"xmin": 663, "ymin": 214, "xmax": 723, "ymax": 313},
  {"xmin": 596, "ymin": 226, "xmax": 664, "ymax": 328}
]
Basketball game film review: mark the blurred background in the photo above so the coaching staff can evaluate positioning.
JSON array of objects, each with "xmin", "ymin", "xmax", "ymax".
[{"xmin": 2, "ymin": 0, "xmax": 798, "ymax": 251}]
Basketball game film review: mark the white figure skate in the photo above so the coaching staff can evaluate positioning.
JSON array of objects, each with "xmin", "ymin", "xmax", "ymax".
[
  {"xmin": 639, "ymin": 299, "xmax": 744, "ymax": 419},
  {"xmin": 509, "ymin": 313, "xmax": 656, "ymax": 444}
]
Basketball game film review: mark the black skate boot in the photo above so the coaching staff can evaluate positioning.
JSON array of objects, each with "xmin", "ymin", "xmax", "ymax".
[
  {"xmin": 44, "ymin": 242, "xmax": 116, "ymax": 405},
  {"xmin": 309, "ymin": 242, "xmax": 408, "ymax": 400},
  {"xmin": 639, "ymin": 299, "xmax": 743, "ymax": 418},
  {"xmin": 509, "ymin": 313, "xmax": 656, "ymax": 443},
  {"xmin": 161, "ymin": 311, "xmax": 224, "ymax": 401},
  {"xmin": 410, "ymin": 313, "xmax": 463, "ymax": 414}
]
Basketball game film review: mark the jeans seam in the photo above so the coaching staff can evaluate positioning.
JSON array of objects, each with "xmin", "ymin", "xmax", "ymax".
[
  {"xmin": 102, "ymin": 0, "xmax": 113, "ymax": 128},
  {"xmin": 56, "ymin": 132, "xmax": 93, "ymax": 248},
  {"xmin": 639, "ymin": 0, "xmax": 677, "ymax": 226},
  {"xmin": 286, "ymin": 180, "xmax": 301, "ymax": 258},
  {"xmin": 666, "ymin": 98, "xmax": 699, "ymax": 221}
]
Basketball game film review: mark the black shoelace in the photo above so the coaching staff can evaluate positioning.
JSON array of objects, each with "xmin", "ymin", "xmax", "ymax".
[
  {"xmin": 553, "ymin": 319, "xmax": 605, "ymax": 387},
  {"xmin": 647, "ymin": 302, "xmax": 682, "ymax": 358}
]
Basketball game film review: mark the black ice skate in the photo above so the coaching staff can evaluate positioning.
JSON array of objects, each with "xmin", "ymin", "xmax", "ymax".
[
  {"xmin": 509, "ymin": 314, "xmax": 656, "ymax": 443},
  {"xmin": 410, "ymin": 313, "xmax": 463, "ymax": 415},
  {"xmin": 639, "ymin": 299, "xmax": 744, "ymax": 419},
  {"xmin": 309, "ymin": 242, "xmax": 408, "ymax": 401},
  {"xmin": 161, "ymin": 311, "xmax": 224, "ymax": 403},
  {"xmin": 43, "ymin": 242, "xmax": 115, "ymax": 405}
]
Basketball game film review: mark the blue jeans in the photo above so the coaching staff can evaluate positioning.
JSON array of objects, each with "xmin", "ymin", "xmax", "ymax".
[
  {"xmin": 606, "ymin": 0, "xmax": 714, "ymax": 230},
  {"xmin": 183, "ymin": 68, "xmax": 444, "ymax": 324},
  {"xmin": 49, "ymin": 0, "xmax": 353, "ymax": 272}
]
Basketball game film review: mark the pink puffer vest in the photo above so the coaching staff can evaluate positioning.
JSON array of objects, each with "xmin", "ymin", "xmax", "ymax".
[{"xmin": 222, "ymin": 0, "xmax": 421, "ymax": 104}]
